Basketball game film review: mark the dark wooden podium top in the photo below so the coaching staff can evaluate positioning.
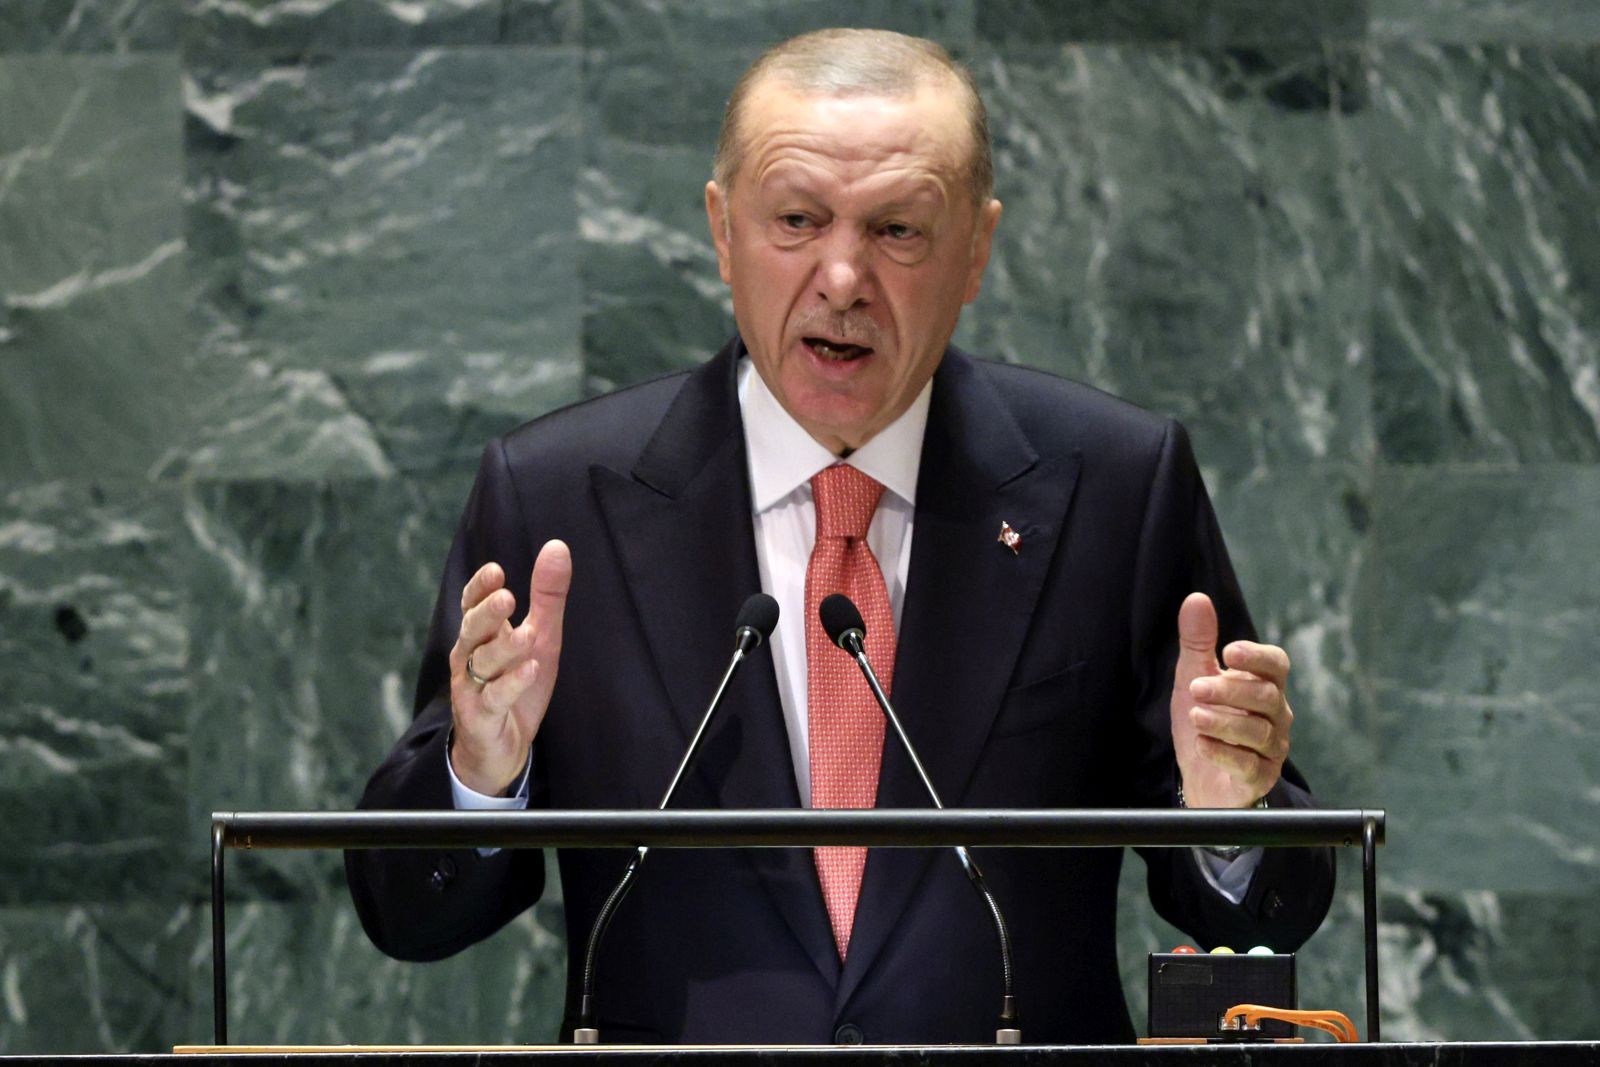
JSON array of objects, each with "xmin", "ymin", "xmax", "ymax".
[{"xmin": 4, "ymin": 1044, "xmax": 1598, "ymax": 1066}]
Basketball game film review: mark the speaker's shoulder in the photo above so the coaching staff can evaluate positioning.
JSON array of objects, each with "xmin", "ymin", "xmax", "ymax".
[
  {"xmin": 497, "ymin": 366, "xmax": 694, "ymax": 472},
  {"xmin": 963, "ymin": 353, "xmax": 1177, "ymax": 458}
]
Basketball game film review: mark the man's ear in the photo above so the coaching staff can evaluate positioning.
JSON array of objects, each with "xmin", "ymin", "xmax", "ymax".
[
  {"xmin": 963, "ymin": 198, "xmax": 1003, "ymax": 305},
  {"xmin": 705, "ymin": 181, "xmax": 733, "ymax": 285}
]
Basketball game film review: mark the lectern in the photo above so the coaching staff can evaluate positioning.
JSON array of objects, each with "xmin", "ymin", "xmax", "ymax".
[{"xmin": 207, "ymin": 808, "xmax": 1384, "ymax": 1047}]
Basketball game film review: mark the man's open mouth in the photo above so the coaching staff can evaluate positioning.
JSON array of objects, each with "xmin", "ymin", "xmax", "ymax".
[{"xmin": 805, "ymin": 337, "xmax": 875, "ymax": 362}]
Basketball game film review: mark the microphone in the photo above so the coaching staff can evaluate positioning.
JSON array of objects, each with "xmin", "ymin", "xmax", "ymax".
[
  {"xmin": 573, "ymin": 593, "xmax": 779, "ymax": 1044},
  {"xmin": 819, "ymin": 593, "xmax": 1022, "ymax": 1045}
]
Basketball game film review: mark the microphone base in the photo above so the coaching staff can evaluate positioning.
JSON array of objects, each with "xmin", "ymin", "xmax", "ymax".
[
  {"xmin": 996, "ymin": 1029, "xmax": 1022, "ymax": 1045},
  {"xmin": 573, "ymin": 1029, "xmax": 600, "ymax": 1045}
]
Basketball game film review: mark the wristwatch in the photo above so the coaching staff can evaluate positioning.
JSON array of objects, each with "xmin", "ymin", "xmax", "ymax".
[{"xmin": 1177, "ymin": 784, "xmax": 1268, "ymax": 861}]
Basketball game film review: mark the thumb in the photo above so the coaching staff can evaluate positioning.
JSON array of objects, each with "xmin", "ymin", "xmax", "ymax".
[
  {"xmin": 527, "ymin": 539, "xmax": 573, "ymax": 651},
  {"xmin": 1176, "ymin": 591, "xmax": 1219, "ymax": 673}
]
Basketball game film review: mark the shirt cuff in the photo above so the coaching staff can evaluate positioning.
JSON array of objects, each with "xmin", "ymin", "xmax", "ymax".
[
  {"xmin": 1191, "ymin": 846, "xmax": 1262, "ymax": 905},
  {"xmin": 446, "ymin": 736, "xmax": 532, "ymax": 855}
]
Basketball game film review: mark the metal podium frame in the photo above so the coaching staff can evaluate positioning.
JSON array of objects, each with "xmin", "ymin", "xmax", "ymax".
[{"xmin": 208, "ymin": 808, "xmax": 1385, "ymax": 1046}]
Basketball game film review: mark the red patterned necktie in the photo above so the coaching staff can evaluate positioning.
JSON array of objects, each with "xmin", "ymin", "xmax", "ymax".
[{"xmin": 806, "ymin": 463, "xmax": 896, "ymax": 959}]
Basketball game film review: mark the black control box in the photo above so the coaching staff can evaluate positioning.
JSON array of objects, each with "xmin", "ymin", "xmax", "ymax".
[{"xmin": 1148, "ymin": 952, "xmax": 1296, "ymax": 1040}]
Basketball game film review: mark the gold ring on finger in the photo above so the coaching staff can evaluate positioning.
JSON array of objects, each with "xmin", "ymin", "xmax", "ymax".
[{"xmin": 465, "ymin": 653, "xmax": 492, "ymax": 688}]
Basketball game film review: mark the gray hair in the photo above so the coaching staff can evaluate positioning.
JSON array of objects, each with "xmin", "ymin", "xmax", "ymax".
[{"xmin": 713, "ymin": 28, "xmax": 993, "ymax": 208}]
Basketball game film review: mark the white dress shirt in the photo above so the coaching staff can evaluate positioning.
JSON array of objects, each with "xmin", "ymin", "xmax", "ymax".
[
  {"xmin": 449, "ymin": 355, "xmax": 1259, "ymax": 900},
  {"xmin": 737, "ymin": 357, "xmax": 927, "ymax": 805}
]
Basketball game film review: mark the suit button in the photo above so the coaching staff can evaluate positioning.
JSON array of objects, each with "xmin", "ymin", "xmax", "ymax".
[
  {"xmin": 1264, "ymin": 891, "xmax": 1284, "ymax": 918},
  {"xmin": 429, "ymin": 855, "xmax": 458, "ymax": 892},
  {"xmin": 834, "ymin": 1024, "xmax": 864, "ymax": 1045}
]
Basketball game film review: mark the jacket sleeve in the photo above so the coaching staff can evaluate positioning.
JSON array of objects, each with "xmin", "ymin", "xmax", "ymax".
[
  {"xmin": 344, "ymin": 438, "xmax": 548, "ymax": 962},
  {"xmin": 1127, "ymin": 419, "xmax": 1335, "ymax": 952}
]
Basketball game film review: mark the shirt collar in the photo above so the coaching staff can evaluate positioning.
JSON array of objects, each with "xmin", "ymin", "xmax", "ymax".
[{"xmin": 738, "ymin": 355, "xmax": 930, "ymax": 514}]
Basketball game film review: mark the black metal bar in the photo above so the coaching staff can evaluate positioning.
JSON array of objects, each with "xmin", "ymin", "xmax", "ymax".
[
  {"xmin": 211, "ymin": 819, "xmax": 227, "ymax": 1046},
  {"xmin": 1363, "ymin": 815, "xmax": 1381, "ymax": 1042},
  {"xmin": 213, "ymin": 808, "xmax": 1384, "ymax": 852}
]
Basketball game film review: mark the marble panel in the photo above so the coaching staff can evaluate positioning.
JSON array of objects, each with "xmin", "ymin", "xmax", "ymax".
[
  {"xmin": 1378, "ymin": 889, "xmax": 1600, "ymax": 1040},
  {"xmin": 1358, "ymin": 466, "xmax": 1600, "ymax": 894},
  {"xmin": 502, "ymin": 0, "xmax": 584, "ymax": 44},
  {"xmin": 179, "ymin": 0, "xmax": 580, "ymax": 51},
  {"xmin": 578, "ymin": 46, "xmax": 744, "ymax": 391},
  {"xmin": 1366, "ymin": 45, "xmax": 1600, "ymax": 463},
  {"xmin": 1207, "ymin": 465, "xmax": 1377, "ymax": 807},
  {"xmin": 0, "ymin": 0, "xmax": 177, "ymax": 51},
  {"xmin": 583, "ymin": 0, "xmax": 974, "ymax": 50},
  {"xmin": 189, "ymin": 895, "xmax": 565, "ymax": 1044},
  {"xmin": 176, "ymin": 47, "xmax": 583, "ymax": 481},
  {"xmin": 0, "ymin": 54, "xmax": 188, "ymax": 483},
  {"xmin": 0, "ymin": 903, "xmax": 197, "ymax": 1053},
  {"xmin": 962, "ymin": 44, "xmax": 1373, "ymax": 474},
  {"xmin": 181, "ymin": 476, "xmax": 473, "ymax": 897},
  {"xmin": 1372, "ymin": 0, "xmax": 1600, "ymax": 44},
  {"xmin": 977, "ymin": 0, "xmax": 1368, "ymax": 45},
  {"xmin": 0, "ymin": 484, "xmax": 192, "ymax": 907}
]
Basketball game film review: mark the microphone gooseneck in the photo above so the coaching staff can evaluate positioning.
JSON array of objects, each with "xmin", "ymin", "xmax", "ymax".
[
  {"xmin": 819, "ymin": 592, "xmax": 1022, "ymax": 1044},
  {"xmin": 574, "ymin": 593, "xmax": 780, "ymax": 1044}
]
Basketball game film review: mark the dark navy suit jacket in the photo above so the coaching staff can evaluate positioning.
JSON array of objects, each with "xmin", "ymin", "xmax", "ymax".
[{"xmin": 345, "ymin": 338, "xmax": 1334, "ymax": 1044}]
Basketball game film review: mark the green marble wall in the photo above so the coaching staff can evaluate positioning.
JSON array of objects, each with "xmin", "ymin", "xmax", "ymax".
[{"xmin": 3, "ymin": 0, "xmax": 1598, "ymax": 1050}]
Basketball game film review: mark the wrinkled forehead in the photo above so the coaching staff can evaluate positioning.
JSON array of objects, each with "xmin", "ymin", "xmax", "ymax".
[{"xmin": 735, "ymin": 78, "xmax": 972, "ymax": 191}]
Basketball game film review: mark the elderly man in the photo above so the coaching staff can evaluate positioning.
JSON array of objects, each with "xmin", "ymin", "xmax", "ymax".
[{"xmin": 347, "ymin": 28, "xmax": 1333, "ymax": 1045}]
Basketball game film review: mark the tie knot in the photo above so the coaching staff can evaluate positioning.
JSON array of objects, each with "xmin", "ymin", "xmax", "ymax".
[{"xmin": 811, "ymin": 464, "xmax": 886, "ymax": 541}]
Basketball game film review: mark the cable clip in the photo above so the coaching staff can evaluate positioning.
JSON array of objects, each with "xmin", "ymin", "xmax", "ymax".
[{"xmin": 1221, "ymin": 1004, "xmax": 1360, "ymax": 1043}]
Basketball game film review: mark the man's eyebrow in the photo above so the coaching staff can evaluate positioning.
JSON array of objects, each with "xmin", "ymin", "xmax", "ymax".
[
  {"xmin": 760, "ymin": 177, "xmax": 824, "ymax": 202},
  {"xmin": 872, "ymin": 190, "xmax": 944, "ymax": 214},
  {"xmin": 758, "ymin": 177, "xmax": 947, "ymax": 214}
]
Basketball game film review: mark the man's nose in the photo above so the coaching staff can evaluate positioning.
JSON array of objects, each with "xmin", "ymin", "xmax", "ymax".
[{"xmin": 814, "ymin": 230, "xmax": 871, "ymax": 312}]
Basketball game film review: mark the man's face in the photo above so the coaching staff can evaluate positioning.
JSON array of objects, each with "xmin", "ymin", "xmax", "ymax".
[{"xmin": 706, "ymin": 80, "xmax": 1002, "ymax": 454}]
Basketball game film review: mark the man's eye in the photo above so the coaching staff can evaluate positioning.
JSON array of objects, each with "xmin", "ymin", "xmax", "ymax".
[
  {"xmin": 778, "ymin": 214, "xmax": 813, "ymax": 230},
  {"xmin": 880, "ymin": 223, "xmax": 919, "ymax": 241}
]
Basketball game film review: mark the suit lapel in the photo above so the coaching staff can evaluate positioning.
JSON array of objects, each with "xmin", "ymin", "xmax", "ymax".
[
  {"xmin": 838, "ymin": 350, "xmax": 1083, "ymax": 1008},
  {"xmin": 591, "ymin": 339, "xmax": 840, "ymax": 986}
]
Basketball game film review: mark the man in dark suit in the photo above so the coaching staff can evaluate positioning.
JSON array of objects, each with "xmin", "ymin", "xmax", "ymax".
[{"xmin": 346, "ymin": 28, "xmax": 1333, "ymax": 1044}]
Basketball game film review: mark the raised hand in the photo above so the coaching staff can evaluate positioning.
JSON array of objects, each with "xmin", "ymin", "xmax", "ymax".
[
  {"xmin": 447, "ymin": 539, "xmax": 572, "ymax": 796},
  {"xmin": 1169, "ymin": 592, "xmax": 1292, "ymax": 809}
]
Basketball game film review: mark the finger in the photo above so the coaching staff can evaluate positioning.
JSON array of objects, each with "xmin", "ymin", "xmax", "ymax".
[
  {"xmin": 1190, "ymin": 706, "xmax": 1287, "ymax": 760},
  {"xmin": 463, "ymin": 621, "xmax": 538, "ymax": 683},
  {"xmin": 1176, "ymin": 592, "xmax": 1219, "ymax": 666},
  {"xmin": 1222, "ymin": 640, "xmax": 1290, "ymax": 687},
  {"xmin": 460, "ymin": 562, "xmax": 506, "ymax": 614},
  {"xmin": 451, "ymin": 587, "xmax": 518, "ymax": 677},
  {"xmin": 478, "ymin": 657, "xmax": 541, "ymax": 718},
  {"xmin": 1194, "ymin": 733, "xmax": 1276, "ymax": 787},
  {"xmin": 524, "ymin": 540, "xmax": 573, "ymax": 659},
  {"xmin": 460, "ymin": 586, "xmax": 517, "ymax": 649},
  {"xmin": 1190, "ymin": 673, "xmax": 1284, "ymax": 717}
]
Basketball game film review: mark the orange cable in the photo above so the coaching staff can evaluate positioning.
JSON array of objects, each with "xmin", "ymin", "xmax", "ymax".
[{"xmin": 1222, "ymin": 1004, "xmax": 1360, "ymax": 1043}]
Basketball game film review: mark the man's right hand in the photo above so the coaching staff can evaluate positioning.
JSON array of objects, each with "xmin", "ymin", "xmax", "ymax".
[{"xmin": 447, "ymin": 539, "xmax": 572, "ymax": 796}]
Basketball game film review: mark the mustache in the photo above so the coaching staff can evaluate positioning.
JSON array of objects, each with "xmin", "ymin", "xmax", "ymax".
[{"xmin": 790, "ymin": 308, "xmax": 884, "ymax": 349}]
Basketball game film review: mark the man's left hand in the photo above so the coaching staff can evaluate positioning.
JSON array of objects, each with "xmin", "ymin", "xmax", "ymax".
[{"xmin": 1170, "ymin": 592, "xmax": 1292, "ymax": 808}]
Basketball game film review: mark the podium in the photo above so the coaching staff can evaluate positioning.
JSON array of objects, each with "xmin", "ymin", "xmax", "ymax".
[
  {"xmin": 207, "ymin": 808, "xmax": 1383, "ymax": 1048},
  {"xmin": 143, "ymin": 1045, "xmax": 1600, "ymax": 1064}
]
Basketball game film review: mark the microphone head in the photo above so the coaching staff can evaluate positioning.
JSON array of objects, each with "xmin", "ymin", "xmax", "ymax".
[
  {"xmin": 734, "ymin": 592, "xmax": 780, "ymax": 646},
  {"xmin": 819, "ymin": 593, "xmax": 866, "ymax": 649}
]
